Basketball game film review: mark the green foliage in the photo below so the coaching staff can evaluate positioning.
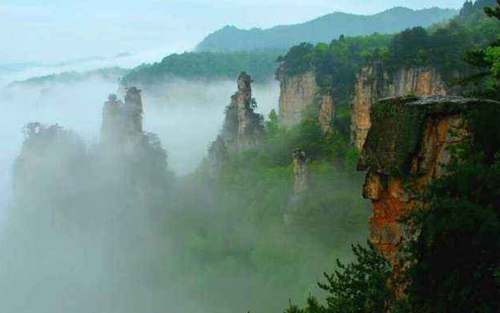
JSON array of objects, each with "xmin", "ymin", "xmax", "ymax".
[
  {"xmin": 389, "ymin": 27, "xmax": 430, "ymax": 68},
  {"xmin": 277, "ymin": 35, "xmax": 391, "ymax": 108},
  {"xmin": 397, "ymin": 67, "xmax": 500, "ymax": 313},
  {"xmin": 196, "ymin": 8, "xmax": 457, "ymax": 52},
  {"xmin": 319, "ymin": 243, "xmax": 391, "ymax": 313},
  {"xmin": 277, "ymin": 43, "xmax": 315, "ymax": 77},
  {"xmin": 463, "ymin": 0, "xmax": 500, "ymax": 99},
  {"xmin": 164, "ymin": 106, "xmax": 370, "ymax": 313},
  {"xmin": 358, "ymin": 96, "xmax": 427, "ymax": 177},
  {"xmin": 278, "ymin": 0, "xmax": 500, "ymax": 94},
  {"xmin": 283, "ymin": 243, "xmax": 391, "ymax": 313},
  {"xmin": 221, "ymin": 104, "xmax": 238, "ymax": 141},
  {"xmin": 121, "ymin": 51, "xmax": 282, "ymax": 87},
  {"xmin": 386, "ymin": 21, "xmax": 479, "ymax": 79},
  {"xmin": 401, "ymin": 154, "xmax": 500, "ymax": 313}
]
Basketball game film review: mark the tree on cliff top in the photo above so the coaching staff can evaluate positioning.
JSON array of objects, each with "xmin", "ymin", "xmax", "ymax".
[{"xmin": 463, "ymin": 0, "xmax": 500, "ymax": 99}]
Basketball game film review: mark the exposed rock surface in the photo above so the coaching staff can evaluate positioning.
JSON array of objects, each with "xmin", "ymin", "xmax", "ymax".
[
  {"xmin": 221, "ymin": 72, "xmax": 264, "ymax": 150},
  {"xmin": 278, "ymin": 71, "xmax": 318, "ymax": 127},
  {"xmin": 357, "ymin": 96, "xmax": 500, "ymax": 265},
  {"xmin": 208, "ymin": 72, "xmax": 264, "ymax": 178},
  {"xmin": 318, "ymin": 93, "xmax": 335, "ymax": 133},
  {"xmin": 351, "ymin": 65, "xmax": 450, "ymax": 150}
]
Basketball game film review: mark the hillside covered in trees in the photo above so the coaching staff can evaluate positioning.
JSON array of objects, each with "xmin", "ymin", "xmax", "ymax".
[
  {"xmin": 196, "ymin": 7, "xmax": 457, "ymax": 52},
  {"xmin": 119, "ymin": 6, "xmax": 459, "ymax": 89},
  {"xmin": 120, "ymin": 50, "xmax": 283, "ymax": 88}
]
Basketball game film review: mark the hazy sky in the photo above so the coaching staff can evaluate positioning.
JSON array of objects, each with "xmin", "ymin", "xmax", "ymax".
[{"xmin": 2, "ymin": 0, "xmax": 465, "ymax": 64}]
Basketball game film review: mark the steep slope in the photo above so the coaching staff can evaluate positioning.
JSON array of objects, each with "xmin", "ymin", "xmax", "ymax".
[{"xmin": 196, "ymin": 7, "xmax": 457, "ymax": 52}]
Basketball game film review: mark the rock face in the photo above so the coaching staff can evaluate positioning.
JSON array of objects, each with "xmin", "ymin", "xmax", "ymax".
[
  {"xmin": 221, "ymin": 72, "xmax": 264, "ymax": 150},
  {"xmin": 208, "ymin": 72, "xmax": 264, "ymax": 178},
  {"xmin": 278, "ymin": 71, "xmax": 318, "ymax": 127},
  {"xmin": 357, "ymin": 96, "xmax": 500, "ymax": 265},
  {"xmin": 318, "ymin": 93, "xmax": 335, "ymax": 133},
  {"xmin": 101, "ymin": 87, "xmax": 144, "ymax": 151},
  {"xmin": 351, "ymin": 65, "xmax": 450, "ymax": 150}
]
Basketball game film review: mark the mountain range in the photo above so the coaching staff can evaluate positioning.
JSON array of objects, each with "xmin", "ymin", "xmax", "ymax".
[{"xmin": 196, "ymin": 7, "xmax": 458, "ymax": 52}]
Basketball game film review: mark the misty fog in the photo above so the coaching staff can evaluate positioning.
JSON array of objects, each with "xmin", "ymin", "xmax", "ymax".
[
  {"xmin": 0, "ymin": 75, "xmax": 278, "ymax": 200},
  {"xmin": 0, "ymin": 74, "xmax": 289, "ymax": 313},
  {"xmin": 141, "ymin": 79, "xmax": 279, "ymax": 174}
]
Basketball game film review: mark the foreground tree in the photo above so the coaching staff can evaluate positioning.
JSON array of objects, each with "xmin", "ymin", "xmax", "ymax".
[{"xmin": 284, "ymin": 243, "xmax": 391, "ymax": 313}]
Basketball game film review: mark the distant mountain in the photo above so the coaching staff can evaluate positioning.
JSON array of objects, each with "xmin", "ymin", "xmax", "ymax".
[
  {"xmin": 9, "ymin": 67, "xmax": 129, "ymax": 87},
  {"xmin": 196, "ymin": 7, "xmax": 458, "ymax": 52}
]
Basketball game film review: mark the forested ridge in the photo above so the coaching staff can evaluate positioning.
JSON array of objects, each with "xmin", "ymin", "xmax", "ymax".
[
  {"xmin": 273, "ymin": 1, "xmax": 500, "ymax": 312},
  {"xmin": 195, "ymin": 7, "xmax": 457, "ymax": 52}
]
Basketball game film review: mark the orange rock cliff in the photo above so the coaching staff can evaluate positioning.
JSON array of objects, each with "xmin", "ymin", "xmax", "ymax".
[{"xmin": 357, "ymin": 96, "xmax": 500, "ymax": 266}]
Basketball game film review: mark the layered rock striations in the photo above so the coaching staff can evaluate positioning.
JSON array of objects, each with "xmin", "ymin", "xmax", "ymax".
[
  {"xmin": 277, "ymin": 64, "xmax": 450, "ymax": 139},
  {"xmin": 351, "ymin": 65, "xmax": 451, "ymax": 150},
  {"xmin": 277, "ymin": 70, "xmax": 336, "ymax": 132},
  {"xmin": 317, "ymin": 93, "xmax": 335, "ymax": 133},
  {"xmin": 278, "ymin": 71, "xmax": 318, "ymax": 127},
  {"xmin": 357, "ymin": 96, "xmax": 500, "ymax": 265}
]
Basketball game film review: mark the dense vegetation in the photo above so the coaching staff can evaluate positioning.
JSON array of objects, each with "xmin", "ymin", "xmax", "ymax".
[
  {"xmin": 121, "ymin": 51, "xmax": 283, "ymax": 87},
  {"xmin": 276, "ymin": 34, "xmax": 391, "ymax": 108},
  {"xmin": 398, "ymin": 4, "xmax": 500, "ymax": 312},
  {"xmin": 400, "ymin": 129, "xmax": 500, "ymax": 313},
  {"xmin": 120, "ymin": 7, "xmax": 458, "ymax": 91},
  {"xmin": 284, "ymin": 243, "xmax": 391, "ymax": 313},
  {"xmin": 163, "ymin": 103, "xmax": 371, "ymax": 312},
  {"xmin": 277, "ymin": 0, "xmax": 500, "ymax": 99},
  {"xmin": 196, "ymin": 7, "xmax": 456, "ymax": 52},
  {"xmin": 278, "ymin": 1, "xmax": 500, "ymax": 313}
]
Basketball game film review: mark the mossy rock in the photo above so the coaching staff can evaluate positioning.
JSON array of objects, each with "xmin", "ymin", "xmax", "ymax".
[{"xmin": 357, "ymin": 96, "xmax": 500, "ymax": 177}]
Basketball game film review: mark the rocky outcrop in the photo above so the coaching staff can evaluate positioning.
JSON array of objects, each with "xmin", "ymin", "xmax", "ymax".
[
  {"xmin": 357, "ymin": 96, "xmax": 500, "ymax": 265},
  {"xmin": 390, "ymin": 67, "xmax": 448, "ymax": 96},
  {"xmin": 208, "ymin": 72, "xmax": 264, "ymax": 178},
  {"xmin": 221, "ymin": 72, "xmax": 264, "ymax": 150},
  {"xmin": 351, "ymin": 65, "xmax": 450, "ymax": 150},
  {"xmin": 278, "ymin": 71, "xmax": 318, "ymax": 127},
  {"xmin": 277, "ymin": 71, "xmax": 336, "ymax": 132},
  {"xmin": 318, "ymin": 93, "xmax": 335, "ymax": 133},
  {"xmin": 101, "ymin": 87, "xmax": 144, "ymax": 151},
  {"xmin": 124, "ymin": 86, "xmax": 144, "ymax": 135}
]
